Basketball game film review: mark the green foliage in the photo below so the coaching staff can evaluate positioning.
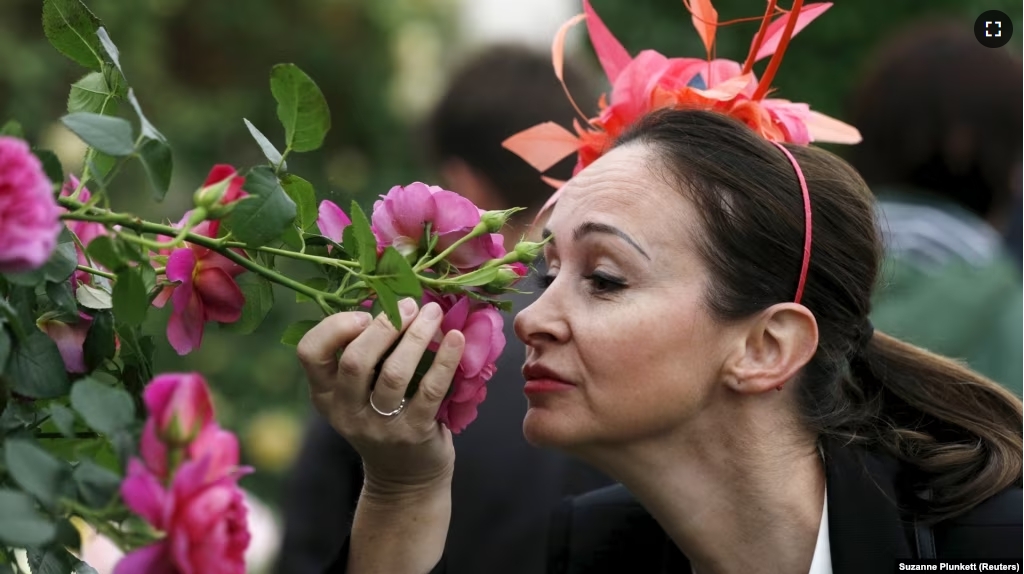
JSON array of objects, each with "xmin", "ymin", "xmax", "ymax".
[
  {"xmin": 270, "ymin": 63, "xmax": 331, "ymax": 153},
  {"xmin": 70, "ymin": 377, "xmax": 136, "ymax": 436},
  {"xmin": 8, "ymin": 331, "xmax": 70, "ymax": 398},
  {"xmin": 224, "ymin": 165, "xmax": 297, "ymax": 246},
  {"xmin": 0, "ymin": 489, "xmax": 56, "ymax": 547},
  {"xmin": 281, "ymin": 174, "xmax": 318, "ymax": 230},
  {"xmin": 61, "ymin": 112, "xmax": 134, "ymax": 156},
  {"xmin": 244, "ymin": 118, "xmax": 287, "ymax": 170},
  {"xmin": 280, "ymin": 319, "xmax": 318, "ymax": 346},
  {"xmin": 42, "ymin": 0, "xmax": 105, "ymax": 71},
  {"xmin": 222, "ymin": 274, "xmax": 274, "ymax": 335}
]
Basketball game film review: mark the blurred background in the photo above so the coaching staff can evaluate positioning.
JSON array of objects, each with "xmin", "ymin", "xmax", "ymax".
[{"xmin": 1, "ymin": 0, "xmax": 1020, "ymax": 570}]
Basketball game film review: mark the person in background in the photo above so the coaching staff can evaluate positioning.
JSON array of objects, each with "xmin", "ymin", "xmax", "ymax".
[
  {"xmin": 274, "ymin": 45, "xmax": 611, "ymax": 574},
  {"xmin": 848, "ymin": 19, "xmax": 1023, "ymax": 395}
]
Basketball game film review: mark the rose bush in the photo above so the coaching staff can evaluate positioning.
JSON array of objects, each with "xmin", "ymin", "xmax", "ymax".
[{"xmin": 0, "ymin": 1, "xmax": 540, "ymax": 571}]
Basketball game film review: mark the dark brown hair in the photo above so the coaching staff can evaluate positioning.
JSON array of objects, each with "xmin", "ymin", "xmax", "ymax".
[
  {"xmin": 615, "ymin": 109, "xmax": 1023, "ymax": 522},
  {"xmin": 423, "ymin": 45, "xmax": 596, "ymax": 210},
  {"xmin": 848, "ymin": 19, "xmax": 1023, "ymax": 218}
]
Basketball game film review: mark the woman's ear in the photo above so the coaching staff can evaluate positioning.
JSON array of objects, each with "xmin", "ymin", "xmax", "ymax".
[{"xmin": 721, "ymin": 303, "xmax": 819, "ymax": 394}]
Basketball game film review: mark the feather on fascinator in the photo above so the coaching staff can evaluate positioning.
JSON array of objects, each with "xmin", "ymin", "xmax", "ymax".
[{"xmin": 502, "ymin": 0, "xmax": 862, "ymax": 218}]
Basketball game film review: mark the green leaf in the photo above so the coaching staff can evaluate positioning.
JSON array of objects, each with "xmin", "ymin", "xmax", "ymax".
[
  {"xmin": 41, "ymin": 0, "xmax": 105, "ymax": 71},
  {"xmin": 70, "ymin": 377, "xmax": 135, "ymax": 435},
  {"xmin": 280, "ymin": 174, "xmax": 317, "ymax": 229},
  {"xmin": 8, "ymin": 331, "xmax": 70, "ymax": 399},
  {"xmin": 67, "ymin": 72, "xmax": 112, "ymax": 115},
  {"xmin": 27, "ymin": 546, "xmax": 79, "ymax": 574},
  {"xmin": 61, "ymin": 113, "xmax": 135, "ymax": 157},
  {"xmin": 243, "ymin": 118, "xmax": 286, "ymax": 170},
  {"xmin": 296, "ymin": 277, "xmax": 328, "ymax": 302},
  {"xmin": 342, "ymin": 224, "xmax": 360, "ymax": 263},
  {"xmin": 377, "ymin": 247, "xmax": 423, "ymax": 299},
  {"xmin": 96, "ymin": 28, "xmax": 125, "ymax": 83},
  {"xmin": 280, "ymin": 224, "xmax": 303, "ymax": 250},
  {"xmin": 224, "ymin": 166, "xmax": 297, "ymax": 247},
  {"xmin": 85, "ymin": 235, "xmax": 127, "ymax": 272},
  {"xmin": 139, "ymin": 138, "xmax": 173, "ymax": 201},
  {"xmin": 368, "ymin": 279, "xmax": 401, "ymax": 330},
  {"xmin": 0, "ymin": 120, "xmax": 24, "ymax": 138},
  {"xmin": 0, "ymin": 326, "xmax": 10, "ymax": 373},
  {"xmin": 450, "ymin": 266, "xmax": 501, "ymax": 287},
  {"xmin": 221, "ymin": 274, "xmax": 273, "ymax": 335},
  {"xmin": 5, "ymin": 231, "xmax": 77, "ymax": 286},
  {"xmin": 127, "ymin": 89, "xmax": 164, "ymax": 142},
  {"xmin": 4, "ymin": 439, "xmax": 69, "ymax": 505},
  {"xmin": 349, "ymin": 201, "xmax": 377, "ymax": 273},
  {"xmin": 33, "ymin": 149, "xmax": 64, "ymax": 186},
  {"xmin": 112, "ymin": 268, "xmax": 148, "ymax": 326},
  {"xmin": 45, "ymin": 280, "xmax": 78, "ymax": 318},
  {"xmin": 270, "ymin": 64, "xmax": 331, "ymax": 153},
  {"xmin": 72, "ymin": 460, "xmax": 121, "ymax": 508},
  {"xmin": 0, "ymin": 299, "xmax": 26, "ymax": 343},
  {"xmin": 76, "ymin": 562, "xmax": 100, "ymax": 574},
  {"xmin": 114, "ymin": 322, "xmax": 152, "ymax": 382},
  {"xmin": 2, "ymin": 288, "xmax": 33, "ymax": 342},
  {"xmin": 76, "ymin": 283, "xmax": 112, "ymax": 310},
  {"xmin": 48, "ymin": 405, "xmax": 77, "ymax": 438},
  {"xmin": 82, "ymin": 311, "xmax": 115, "ymax": 372},
  {"xmin": 281, "ymin": 319, "xmax": 319, "ymax": 346},
  {"xmin": 0, "ymin": 489, "xmax": 56, "ymax": 547}
]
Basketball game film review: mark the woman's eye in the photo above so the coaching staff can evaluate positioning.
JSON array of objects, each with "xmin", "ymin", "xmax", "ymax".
[
  {"xmin": 585, "ymin": 272, "xmax": 626, "ymax": 293},
  {"xmin": 538, "ymin": 274, "xmax": 556, "ymax": 289}
]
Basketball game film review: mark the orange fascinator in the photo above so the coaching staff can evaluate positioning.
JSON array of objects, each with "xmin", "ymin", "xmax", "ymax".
[{"xmin": 502, "ymin": 0, "xmax": 862, "ymax": 217}]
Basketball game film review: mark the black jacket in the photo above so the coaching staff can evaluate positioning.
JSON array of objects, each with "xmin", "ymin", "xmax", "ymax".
[
  {"xmin": 325, "ymin": 437, "xmax": 1022, "ymax": 573},
  {"xmin": 278, "ymin": 289, "xmax": 612, "ymax": 574}
]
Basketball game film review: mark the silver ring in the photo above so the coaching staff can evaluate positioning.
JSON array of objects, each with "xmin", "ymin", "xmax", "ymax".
[{"xmin": 369, "ymin": 392, "xmax": 406, "ymax": 417}]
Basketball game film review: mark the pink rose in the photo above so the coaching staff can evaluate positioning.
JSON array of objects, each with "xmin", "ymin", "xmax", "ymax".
[
  {"xmin": 0, "ymin": 136, "xmax": 62, "ymax": 273},
  {"xmin": 60, "ymin": 176, "xmax": 108, "ymax": 287},
  {"xmin": 37, "ymin": 313, "xmax": 93, "ymax": 373},
  {"xmin": 371, "ymin": 182, "xmax": 505, "ymax": 269},
  {"xmin": 117, "ymin": 458, "xmax": 250, "ymax": 574},
  {"xmin": 316, "ymin": 200, "xmax": 352, "ymax": 246},
  {"xmin": 422, "ymin": 293, "xmax": 505, "ymax": 433},
  {"xmin": 152, "ymin": 220, "xmax": 246, "ymax": 355},
  {"xmin": 144, "ymin": 373, "xmax": 215, "ymax": 446}
]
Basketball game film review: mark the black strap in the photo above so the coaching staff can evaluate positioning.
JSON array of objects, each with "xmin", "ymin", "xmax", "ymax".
[{"xmin": 914, "ymin": 519, "xmax": 937, "ymax": 560}]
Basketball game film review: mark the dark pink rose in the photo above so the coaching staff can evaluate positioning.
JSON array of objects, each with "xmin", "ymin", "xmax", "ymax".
[
  {"xmin": 117, "ymin": 458, "xmax": 250, "ymax": 574},
  {"xmin": 0, "ymin": 136, "xmax": 61, "ymax": 273},
  {"xmin": 422, "ymin": 293, "xmax": 505, "ymax": 433},
  {"xmin": 144, "ymin": 373, "xmax": 215, "ymax": 446},
  {"xmin": 371, "ymin": 182, "xmax": 505, "ymax": 269},
  {"xmin": 37, "ymin": 313, "xmax": 93, "ymax": 373},
  {"xmin": 60, "ymin": 176, "xmax": 108, "ymax": 287},
  {"xmin": 152, "ymin": 220, "xmax": 245, "ymax": 355}
]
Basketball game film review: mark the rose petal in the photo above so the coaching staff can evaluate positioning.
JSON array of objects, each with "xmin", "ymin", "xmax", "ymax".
[
  {"xmin": 316, "ymin": 200, "xmax": 352, "ymax": 243},
  {"xmin": 194, "ymin": 267, "xmax": 245, "ymax": 324},
  {"xmin": 114, "ymin": 543, "xmax": 176, "ymax": 574},
  {"xmin": 121, "ymin": 459, "xmax": 169, "ymax": 528},
  {"xmin": 167, "ymin": 288, "xmax": 205, "ymax": 355}
]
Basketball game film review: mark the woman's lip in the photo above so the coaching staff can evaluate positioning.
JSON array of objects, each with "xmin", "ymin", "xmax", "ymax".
[{"xmin": 524, "ymin": 378, "xmax": 576, "ymax": 395}]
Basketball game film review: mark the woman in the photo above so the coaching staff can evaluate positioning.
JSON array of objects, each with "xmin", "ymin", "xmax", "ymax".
[{"xmin": 297, "ymin": 109, "xmax": 1023, "ymax": 574}]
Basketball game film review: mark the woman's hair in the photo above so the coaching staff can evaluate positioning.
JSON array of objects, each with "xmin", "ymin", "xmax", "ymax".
[
  {"xmin": 614, "ymin": 109, "xmax": 1023, "ymax": 523},
  {"xmin": 847, "ymin": 19, "xmax": 1023, "ymax": 218}
]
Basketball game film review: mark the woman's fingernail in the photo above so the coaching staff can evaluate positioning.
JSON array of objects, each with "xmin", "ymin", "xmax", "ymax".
[
  {"xmin": 399, "ymin": 298, "xmax": 418, "ymax": 316},
  {"xmin": 355, "ymin": 312, "xmax": 372, "ymax": 327},
  {"xmin": 422, "ymin": 302, "xmax": 441, "ymax": 320}
]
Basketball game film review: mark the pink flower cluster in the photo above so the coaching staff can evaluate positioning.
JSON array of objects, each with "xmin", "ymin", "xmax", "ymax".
[
  {"xmin": 117, "ymin": 373, "xmax": 250, "ymax": 574},
  {"xmin": 317, "ymin": 182, "xmax": 516, "ymax": 433},
  {"xmin": 154, "ymin": 165, "xmax": 248, "ymax": 355},
  {"xmin": 0, "ymin": 136, "xmax": 62, "ymax": 273}
]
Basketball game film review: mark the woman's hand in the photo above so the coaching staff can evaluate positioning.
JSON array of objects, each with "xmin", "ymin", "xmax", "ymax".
[{"xmin": 297, "ymin": 297, "xmax": 465, "ymax": 495}]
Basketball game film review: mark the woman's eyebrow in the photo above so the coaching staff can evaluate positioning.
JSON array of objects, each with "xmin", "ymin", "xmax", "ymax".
[{"xmin": 541, "ymin": 222, "xmax": 650, "ymax": 260}]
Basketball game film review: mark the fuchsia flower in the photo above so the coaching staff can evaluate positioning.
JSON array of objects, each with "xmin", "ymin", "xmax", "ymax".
[
  {"xmin": 0, "ymin": 136, "xmax": 61, "ymax": 273},
  {"xmin": 60, "ymin": 177, "xmax": 108, "ymax": 288},
  {"xmin": 144, "ymin": 373, "xmax": 215, "ymax": 446},
  {"xmin": 153, "ymin": 165, "xmax": 249, "ymax": 356},
  {"xmin": 117, "ymin": 373, "xmax": 250, "ymax": 574},
  {"xmin": 422, "ymin": 293, "xmax": 506, "ymax": 433},
  {"xmin": 316, "ymin": 200, "xmax": 352, "ymax": 246},
  {"xmin": 37, "ymin": 313, "xmax": 93, "ymax": 373},
  {"xmin": 371, "ymin": 182, "xmax": 505, "ymax": 269}
]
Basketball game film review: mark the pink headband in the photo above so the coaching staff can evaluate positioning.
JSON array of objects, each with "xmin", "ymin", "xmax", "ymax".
[{"xmin": 770, "ymin": 141, "xmax": 812, "ymax": 305}]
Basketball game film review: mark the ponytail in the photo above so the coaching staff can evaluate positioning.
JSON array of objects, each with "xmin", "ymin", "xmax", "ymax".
[{"xmin": 814, "ymin": 331, "xmax": 1023, "ymax": 522}]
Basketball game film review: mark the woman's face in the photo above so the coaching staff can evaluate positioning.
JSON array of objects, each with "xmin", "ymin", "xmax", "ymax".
[{"xmin": 513, "ymin": 144, "xmax": 741, "ymax": 450}]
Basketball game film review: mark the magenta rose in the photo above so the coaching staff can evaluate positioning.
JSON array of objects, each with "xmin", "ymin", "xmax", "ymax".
[
  {"xmin": 60, "ymin": 176, "xmax": 108, "ymax": 287},
  {"xmin": 422, "ymin": 293, "xmax": 505, "ymax": 433},
  {"xmin": 117, "ymin": 458, "xmax": 250, "ymax": 574},
  {"xmin": 144, "ymin": 373, "xmax": 215, "ymax": 446},
  {"xmin": 37, "ymin": 313, "xmax": 93, "ymax": 373},
  {"xmin": 0, "ymin": 136, "xmax": 62, "ymax": 273},
  {"xmin": 371, "ymin": 182, "xmax": 505, "ymax": 269}
]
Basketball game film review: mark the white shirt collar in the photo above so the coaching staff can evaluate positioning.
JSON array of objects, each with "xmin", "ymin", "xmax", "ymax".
[{"xmin": 808, "ymin": 486, "xmax": 833, "ymax": 574}]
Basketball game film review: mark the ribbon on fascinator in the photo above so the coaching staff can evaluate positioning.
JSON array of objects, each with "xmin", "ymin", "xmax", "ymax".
[{"xmin": 501, "ymin": 0, "xmax": 862, "ymax": 223}]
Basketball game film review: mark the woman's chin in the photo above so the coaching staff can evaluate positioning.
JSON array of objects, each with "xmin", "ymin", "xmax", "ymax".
[{"xmin": 522, "ymin": 407, "xmax": 579, "ymax": 448}]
